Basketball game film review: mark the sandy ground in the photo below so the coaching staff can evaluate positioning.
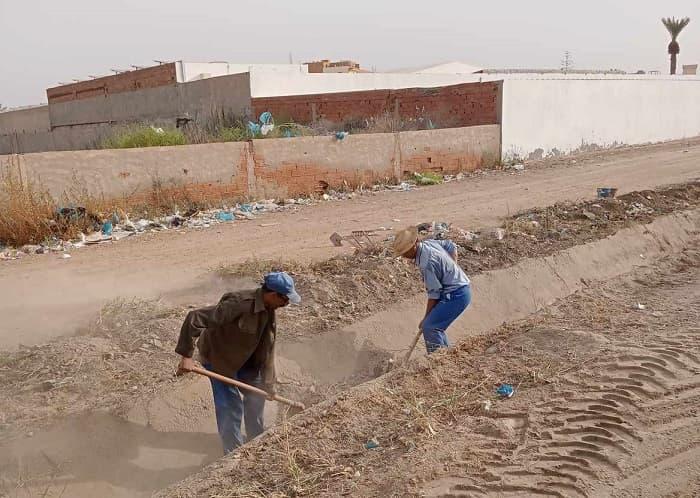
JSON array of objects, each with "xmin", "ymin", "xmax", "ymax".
[
  {"xmin": 1, "ymin": 140, "xmax": 699, "ymax": 349},
  {"xmin": 159, "ymin": 242, "xmax": 700, "ymax": 498},
  {"xmin": 1, "ymin": 173, "xmax": 698, "ymax": 496}
]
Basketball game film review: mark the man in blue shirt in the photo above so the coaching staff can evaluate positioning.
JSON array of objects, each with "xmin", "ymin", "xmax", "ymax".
[{"xmin": 393, "ymin": 226, "xmax": 471, "ymax": 353}]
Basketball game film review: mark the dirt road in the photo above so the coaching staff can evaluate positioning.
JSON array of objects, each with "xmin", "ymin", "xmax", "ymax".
[{"xmin": 2, "ymin": 141, "xmax": 699, "ymax": 349}]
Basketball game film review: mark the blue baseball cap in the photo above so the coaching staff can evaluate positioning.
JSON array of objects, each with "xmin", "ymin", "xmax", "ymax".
[{"xmin": 264, "ymin": 272, "xmax": 301, "ymax": 304}]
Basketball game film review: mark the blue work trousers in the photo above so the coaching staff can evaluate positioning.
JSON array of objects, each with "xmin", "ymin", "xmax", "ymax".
[
  {"xmin": 203, "ymin": 363, "xmax": 266, "ymax": 454},
  {"xmin": 421, "ymin": 285, "xmax": 471, "ymax": 353}
]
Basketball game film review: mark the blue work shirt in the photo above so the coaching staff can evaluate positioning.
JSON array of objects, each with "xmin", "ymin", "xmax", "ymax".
[{"xmin": 415, "ymin": 239, "xmax": 470, "ymax": 300}]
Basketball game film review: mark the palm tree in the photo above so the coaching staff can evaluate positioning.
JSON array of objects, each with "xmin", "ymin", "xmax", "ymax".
[{"xmin": 661, "ymin": 17, "xmax": 690, "ymax": 75}]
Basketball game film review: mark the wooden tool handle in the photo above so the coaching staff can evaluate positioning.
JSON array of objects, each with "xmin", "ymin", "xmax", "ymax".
[
  {"xmin": 404, "ymin": 328, "xmax": 424, "ymax": 363},
  {"xmin": 189, "ymin": 366, "xmax": 306, "ymax": 410}
]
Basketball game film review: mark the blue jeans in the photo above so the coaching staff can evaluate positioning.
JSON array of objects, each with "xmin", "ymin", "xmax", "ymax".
[
  {"xmin": 421, "ymin": 285, "xmax": 471, "ymax": 353},
  {"xmin": 203, "ymin": 363, "xmax": 266, "ymax": 454}
]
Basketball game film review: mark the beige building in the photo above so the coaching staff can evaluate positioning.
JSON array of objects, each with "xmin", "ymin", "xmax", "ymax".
[
  {"xmin": 682, "ymin": 64, "xmax": 698, "ymax": 75},
  {"xmin": 304, "ymin": 60, "xmax": 362, "ymax": 73}
]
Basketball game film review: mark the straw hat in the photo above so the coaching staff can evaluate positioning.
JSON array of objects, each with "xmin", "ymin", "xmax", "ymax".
[{"xmin": 393, "ymin": 226, "xmax": 419, "ymax": 256}]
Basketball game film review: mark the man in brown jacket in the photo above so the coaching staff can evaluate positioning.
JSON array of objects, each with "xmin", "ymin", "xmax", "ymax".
[{"xmin": 175, "ymin": 271, "xmax": 300, "ymax": 454}]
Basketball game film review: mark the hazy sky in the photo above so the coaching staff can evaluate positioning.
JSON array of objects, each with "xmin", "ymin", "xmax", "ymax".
[{"xmin": 1, "ymin": 0, "xmax": 698, "ymax": 107}]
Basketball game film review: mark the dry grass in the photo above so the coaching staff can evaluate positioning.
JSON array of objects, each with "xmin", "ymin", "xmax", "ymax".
[
  {"xmin": 0, "ymin": 162, "xmax": 246, "ymax": 247},
  {"xmin": 0, "ymin": 162, "xmax": 57, "ymax": 246},
  {"xmin": 0, "ymin": 164, "xmax": 125, "ymax": 246},
  {"xmin": 0, "ymin": 297, "xmax": 185, "ymax": 437},
  {"xmin": 166, "ymin": 334, "xmax": 519, "ymax": 497}
]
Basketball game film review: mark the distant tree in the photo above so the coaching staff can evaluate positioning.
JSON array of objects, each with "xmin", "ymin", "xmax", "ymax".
[{"xmin": 661, "ymin": 17, "xmax": 690, "ymax": 75}]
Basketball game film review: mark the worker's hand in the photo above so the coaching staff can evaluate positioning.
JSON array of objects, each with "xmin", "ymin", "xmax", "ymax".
[{"xmin": 176, "ymin": 356, "xmax": 195, "ymax": 376}]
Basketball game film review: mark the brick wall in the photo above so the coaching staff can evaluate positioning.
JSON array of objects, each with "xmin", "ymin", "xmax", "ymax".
[
  {"xmin": 251, "ymin": 81, "xmax": 501, "ymax": 129},
  {"xmin": 46, "ymin": 64, "xmax": 177, "ymax": 104}
]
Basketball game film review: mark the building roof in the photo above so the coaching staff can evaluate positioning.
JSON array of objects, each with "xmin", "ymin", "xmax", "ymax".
[{"xmin": 402, "ymin": 61, "xmax": 484, "ymax": 75}]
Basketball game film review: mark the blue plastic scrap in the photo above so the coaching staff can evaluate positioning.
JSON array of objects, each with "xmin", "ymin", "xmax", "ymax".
[
  {"xmin": 596, "ymin": 187, "xmax": 618, "ymax": 199},
  {"xmin": 216, "ymin": 212, "xmax": 234, "ymax": 222},
  {"xmin": 496, "ymin": 383, "xmax": 515, "ymax": 398},
  {"xmin": 259, "ymin": 111, "xmax": 273, "ymax": 125},
  {"xmin": 247, "ymin": 121, "xmax": 261, "ymax": 136},
  {"xmin": 335, "ymin": 131, "xmax": 349, "ymax": 140},
  {"xmin": 364, "ymin": 439, "xmax": 380, "ymax": 450},
  {"xmin": 101, "ymin": 221, "xmax": 113, "ymax": 236}
]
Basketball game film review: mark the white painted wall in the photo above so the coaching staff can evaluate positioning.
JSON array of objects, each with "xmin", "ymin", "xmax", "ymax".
[
  {"xmin": 178, "ymin": 62, "xmax": 306, "ymax": 82},
  {"xmin": 500, "ymin": 75, "xmax": 700, "ymax": 159},
  {"xmin": 248, "ymin": 70, "xmax": 487, "ymax": 97}
]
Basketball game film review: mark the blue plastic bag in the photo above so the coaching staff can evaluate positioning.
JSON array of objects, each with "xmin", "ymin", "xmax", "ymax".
[
  {"xmin": 496, "ymin": 383, "xmax": 515, "ymax": 398},
  {"xmin": 247, "ymin": 121, "xmax": 261, "ymax": 136},
  {"xmin": 259, "ymin": 111, "xmax": 273, "ymax": 125},
  {"xmin": 216, "ymin": 212, "xmax": 234, "ymax": 222}
]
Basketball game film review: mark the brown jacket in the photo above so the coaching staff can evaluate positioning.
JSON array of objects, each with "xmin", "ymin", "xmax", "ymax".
[{"xmin": 175, "ymin": 287, "xmax": 276, "ymax": 389}]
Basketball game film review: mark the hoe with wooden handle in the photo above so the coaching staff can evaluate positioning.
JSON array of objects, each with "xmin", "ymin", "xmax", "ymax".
[
  {"xmin": 403, "ymin": 328, "xmax": 424, "ymax": 364},
  {"xmin": 386, "ymin": 329, "xmax": 423, "ymax": 372},
  {"xmin": 188, "ymin": 366, "xmax": 306, "ymax": 412}
]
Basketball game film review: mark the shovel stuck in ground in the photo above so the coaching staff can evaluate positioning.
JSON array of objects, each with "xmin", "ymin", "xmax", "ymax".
[{"xmin": 188, "ymin": 366, "xmax": 306, "ymax": 414}]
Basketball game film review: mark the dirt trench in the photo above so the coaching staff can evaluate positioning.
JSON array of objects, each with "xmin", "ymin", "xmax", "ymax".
[
  {"xmin": 158, "ymin": 241, "xmax": 700, "ymax": 497},
  {"xmin": 1, "ymin": 183, "xmax": 699, "ymax": 497}
]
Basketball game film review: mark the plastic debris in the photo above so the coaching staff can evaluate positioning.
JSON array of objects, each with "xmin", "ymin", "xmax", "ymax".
[
  {"xmin": 248, "ymin": 111, "xmax": 275, "ymax": 137},
  {"xmin": 480, "ymin": 400, "xmax": 492, "ymax": 412},
  {"xmin": 0, "ymin": 249, "xmax": 25, "ymax": 261},
  {"xmin": 216, "ymin": 212, "xmax": 235, "ymax": 222},
  {"xmin": 496, "ymin": 384, "xmax": 515, "ymax": 398},
  {"xmin": 60, "ymin": 253, "xmax": 72, "ymax": 259},
  {"xmin": 626, "ymin": 202, "xmax": 654, "ymax": 216},
  {"xmin": 458, "ymin": 229, "xmax": 479, "ymax": 242},
  {"xmin": 259, "ymin": 111, "xmax": 273, "ymax": 125},
  {"xmin": 432, "ymin": 221, "xmax": 451, "ymax": 239},
  {"xmin": 247, "ymin": 121, "xmax": 261, "ymax": 136},
  {"xmin": 0, "ymin": 179, "xmax": 442, "ymax": 261},
  {"xmin": 491, "ymin": 228, "xmax": 506, "ymax": 240},
  {"xmin": 335, "ymin": 131, "xmax": 349, "ymax": 140},
  {"xmin": 634, "ymin": 303, "xmax": 646, "ymax": 310},
  {"xmin": 386, "ymin": 182, "xmax": 412, "ymax": 192},
  {"xmin": 597, "ymin": 187, "xmax": 618, "ymax": 199},
  {"xmin": 507, "ymin": 163, "xmax": 525, "ymax": 171},
  {"xmin": 364, "ymin": 438, "xmax": 380, "ymax": 450}
]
